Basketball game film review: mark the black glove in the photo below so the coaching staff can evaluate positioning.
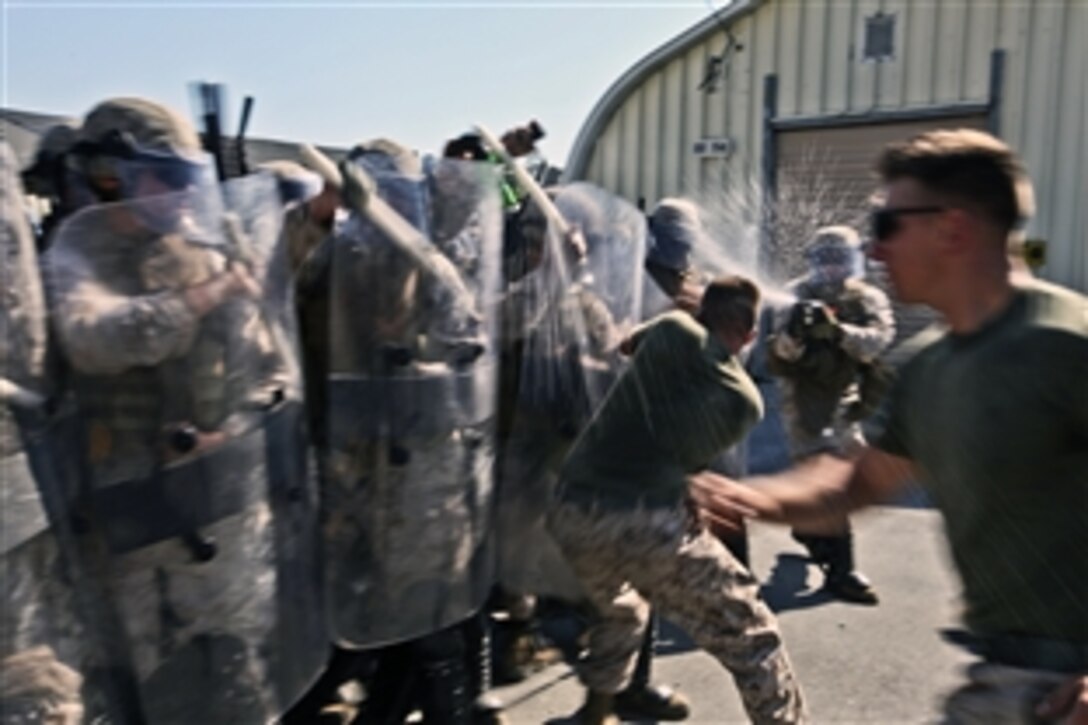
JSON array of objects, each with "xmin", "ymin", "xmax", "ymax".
[
  {"xmin": 787, "ymin": 300, "xmax": 841, "ymax": 342},
  {"xmin": 785, "ymin": 300, "xmax": 813, "ymax": 339}
]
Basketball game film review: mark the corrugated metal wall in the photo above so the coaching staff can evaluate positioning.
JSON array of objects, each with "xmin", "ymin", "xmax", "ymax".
[{"xmin": 578, "ymin": 0, "xmax": 1086, "ymax": 290}]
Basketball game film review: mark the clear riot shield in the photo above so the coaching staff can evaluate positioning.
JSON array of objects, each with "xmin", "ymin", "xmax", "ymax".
[
  {"xmin": 43, "ymin": 172, "xmax": 324, "ymax": 724},
  {"xmin": 496, "ymin": 181, "xmax": 647, "ymax": 599},
  {"xmin": 325, "ymin": 156, "xmax": 502, "ymax": 648},
  {"xmin": 0, "ymin": 141, "xmax": 101, "ymax": 723}
]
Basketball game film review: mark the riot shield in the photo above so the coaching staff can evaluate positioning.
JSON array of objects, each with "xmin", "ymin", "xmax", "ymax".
[
  {"xmin": 496, "ymin": 182, "xmax": 647, "ymax": 599},
  {"xmin": 43, "ymin": 172, "xmax": 324, "ymax": 723},
  {"xmin": 0, "ymin": 141, "xmax": 102, "ymax": 723},
  {"xmin": 324, "ymin": 156, "xmax": 503, "ymax": 648}
]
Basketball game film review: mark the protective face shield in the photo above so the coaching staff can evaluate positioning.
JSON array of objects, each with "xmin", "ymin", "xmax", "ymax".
[
  {"xmin": 67, "ymin": 129, "xmax": 213, "ymax": 235},
  {"xmin": 805, "ymin": 226, "xmax": 863, "ymax": 287}
]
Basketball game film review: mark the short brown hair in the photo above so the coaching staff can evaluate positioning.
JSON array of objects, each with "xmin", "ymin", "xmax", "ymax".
[
  {"xmin": 699, "ymin": 275, "xmax": 760, "ymax": 336},
  {"xmin": 876, "ymin": 128, "xmax": 1034, "ymax": 234}
]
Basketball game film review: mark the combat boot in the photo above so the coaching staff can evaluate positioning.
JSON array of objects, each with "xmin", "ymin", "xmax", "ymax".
[
  {"xmin": 613, "ymin": 612, "xmax": 690, "ymax": 720},
  {"xmin": 573, "ymin": 690, "xmax": 619, "ymax": 725},
  {"xmin": 793, "ymin": 530, "xmax": 878, "ymax": 605},
  {"xmin": 492, "ymin": 616, "xmax": 563, "ymax": 684},
  {"xmin": 614, "ymin": 682, "xmax": 691, "ymax": 721}
]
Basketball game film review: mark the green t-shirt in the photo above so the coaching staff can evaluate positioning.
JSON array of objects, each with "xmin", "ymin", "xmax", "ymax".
[
  {"xmin": 559, "ymin": 311, "xmax": 763, "ymax": 511},
  {"xmin": 876, "ymin": 280, "xmax": 1088, "ymax": 643}
]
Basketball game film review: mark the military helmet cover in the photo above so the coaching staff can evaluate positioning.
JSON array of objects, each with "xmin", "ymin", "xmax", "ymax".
[
  {"xmin": 77, "ymin": 97, "xmax": 202, "ymax": 159},
  {"xmin": 646, "ymin": 197, "xmax": 707, "ymax": 273},
  {"xmin": 256, "ymin": 159, "xmax": 323, "ymax": 204},
  {"xmin": 805, "ymin": 225, "xmax": 863, "ymax": 278}
]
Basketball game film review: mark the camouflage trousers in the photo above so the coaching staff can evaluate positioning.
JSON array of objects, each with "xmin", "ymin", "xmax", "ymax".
[
  {"xmin": 547, "ymin": 500, "xmax": 806, "ymax": 724},
  {"xmin": 941, "ymin": 661, "xmax": 1069, "ymax": 724}
]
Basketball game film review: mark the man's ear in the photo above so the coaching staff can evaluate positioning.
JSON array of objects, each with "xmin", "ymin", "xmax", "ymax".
[
  {"xmin": 939, "ymin": 208, "xmax": 974, "ymax": 255},
  {"xmin": 743, "ymin": 328, "xmax": 757, "ymax": 346}
]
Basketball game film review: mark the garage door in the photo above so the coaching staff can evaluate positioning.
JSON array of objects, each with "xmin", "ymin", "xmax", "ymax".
[{"xmin": 773, "ymin": 114, "xmax": 989, "ymax": 348}]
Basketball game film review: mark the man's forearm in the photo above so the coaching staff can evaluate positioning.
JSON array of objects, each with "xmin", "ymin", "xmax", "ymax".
[
  {"xmin": 692, "ymin": 447, "xmax": 915, "ymax": 534},
  {"xmin": 744, "ymin": 454, "xmax": 857, "ymax": 528}
]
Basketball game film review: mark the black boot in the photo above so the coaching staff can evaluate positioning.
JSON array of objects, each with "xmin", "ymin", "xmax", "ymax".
[
  {"xmin": 491, "ymin": 615, "xmax": 563, "ymax": 685},
  {"xmin": 415, "ymin": 627, "xmax": 473, "ymax": 725},
  {"xmin": 281, "ymin": 646, "xmax": 373, "ymax": 725},
  {"xmin": 613, "ymin": 611, "xmax": 691, "ymax": 721},
  {"xmin": 793, "ymin": 530, "xmax": 878, "ymax": 605},
  {"xmin": 354, "ymin": 645, "xmax": 416, "ymax": 725}
]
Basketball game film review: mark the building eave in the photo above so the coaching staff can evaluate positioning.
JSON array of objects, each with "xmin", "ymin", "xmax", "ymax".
[{"xmin": 562, "ymin": 0, "xmax": 765, "ymax": 181}]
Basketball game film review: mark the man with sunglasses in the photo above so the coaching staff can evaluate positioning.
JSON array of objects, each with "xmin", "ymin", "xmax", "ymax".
[
  {"xmin": 694, "ymin": 128, "xmax": 1087, "ymax": 723},
  {"xmin": 766, "ymin": 225, "xmax": 895, "ymax": 605}
]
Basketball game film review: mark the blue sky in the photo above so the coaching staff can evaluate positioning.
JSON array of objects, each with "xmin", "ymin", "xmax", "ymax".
[{"xmin": 3, "ymin": 1, "xmax": 715, "ymax": 166}]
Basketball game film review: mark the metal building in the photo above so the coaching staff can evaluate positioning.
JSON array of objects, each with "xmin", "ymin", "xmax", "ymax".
[{"xmin": 565, "ymin": 0, "xmax": 1087, "ymax": 292}]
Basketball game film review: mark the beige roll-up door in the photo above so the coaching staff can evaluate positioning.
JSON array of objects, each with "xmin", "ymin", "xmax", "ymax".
[
  {"xmin": 773, "ymin": 114, "xmax": 988, "ymax": 349},
  {"xmin": 776, "ymin": 115, "xmax": 989, "ymax": 215}
]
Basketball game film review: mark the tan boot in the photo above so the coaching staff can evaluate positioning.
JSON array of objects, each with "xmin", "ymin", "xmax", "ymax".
[{"xmin": 573, "ymin": 690, "xmax": 619, "ymax": 725}]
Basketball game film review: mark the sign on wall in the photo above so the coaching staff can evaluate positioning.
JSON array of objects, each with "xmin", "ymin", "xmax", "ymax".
[{"xmin": 692, "ymin": 137, "xmax": 736, "ymax": 158}]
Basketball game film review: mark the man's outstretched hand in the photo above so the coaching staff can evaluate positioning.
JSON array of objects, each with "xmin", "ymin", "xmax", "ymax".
[{"xmin": 687, "ymin": 471, "xmax": 781, "ymax": 538}]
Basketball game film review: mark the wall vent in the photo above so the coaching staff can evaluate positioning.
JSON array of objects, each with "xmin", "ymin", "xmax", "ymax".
[{"xmin": 864, "ymin": 12, "xmax": 896, "ymax": 62}]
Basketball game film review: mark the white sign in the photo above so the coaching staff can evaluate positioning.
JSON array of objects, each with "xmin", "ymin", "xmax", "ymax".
[{"xmin": 692, "ymin": 137, "xmax": 736, "ymax": 158}]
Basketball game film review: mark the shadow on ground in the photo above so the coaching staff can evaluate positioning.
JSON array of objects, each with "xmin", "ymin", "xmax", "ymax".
[{"xmin": 759, "ymin": 553, "xmax": 835, "ymax": 612}]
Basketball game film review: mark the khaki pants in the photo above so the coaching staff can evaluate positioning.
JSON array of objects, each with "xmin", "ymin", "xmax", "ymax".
[{"xmin": 547, "ymin": 501, "xmax": 806, "ymax": 725}]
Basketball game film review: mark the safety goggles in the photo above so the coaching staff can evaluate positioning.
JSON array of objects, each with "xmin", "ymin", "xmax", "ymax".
[
  {"xmin": 71, "ymin": 129, "xmax": 204, "ymax": 190},
  {"xmin": 807, "ymin": 245, "xmax": 854, "ymax": 268},
  {"xmin": 870, "ymin": 206, "xmax": 946, "ymax": 242}
]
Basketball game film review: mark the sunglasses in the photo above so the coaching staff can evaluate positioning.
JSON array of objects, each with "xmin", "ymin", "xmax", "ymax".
[{"xmin": 870, "ymin": 206, "xmax": 946, "ymax": 242}]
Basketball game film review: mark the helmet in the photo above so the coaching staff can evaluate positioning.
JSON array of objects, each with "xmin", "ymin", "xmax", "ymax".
[
  {"xmin": 256, "ymin": 160, "xmax": 323, "ymax": 205},
  {"xmin": 69, "ymin": 97, "xmax": 207, "ymax": 201},
  {"xmin": 646, "ymin": 197, "xmax": 708, "ymax": 273},
  {"xmin": 78, "ymin": 97, "xmax": 201, "ymax": 158},
  {"xmin": 347, "ymin": 138, "xmax": 421, "ymax": 176},
  {"xmin": 804, "ymin": 225, "xmax": 863, "ymax": 284}
]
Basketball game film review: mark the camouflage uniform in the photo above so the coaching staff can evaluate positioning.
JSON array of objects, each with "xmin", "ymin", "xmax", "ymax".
[
  {"xmin": 549, "ymin": 311, "xmax": 806, "ymax": 724},
  {"xmin": 768, "ymin": 226, "xmax": 895, "ymax": 605},
  {"xmin": 770, "ymin": 275, "xmax": 895, "ymax": 458},
  {"xmin": 43, "ymin": 98, "xmax": 322, "ymax": 723},
  {"xmin": 548, "ymin": 502, "xmax": 803, "ymax": 724},
  {"xmin": 315, "ymin": 147, "xmax": 502, "ymax": 725}
]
